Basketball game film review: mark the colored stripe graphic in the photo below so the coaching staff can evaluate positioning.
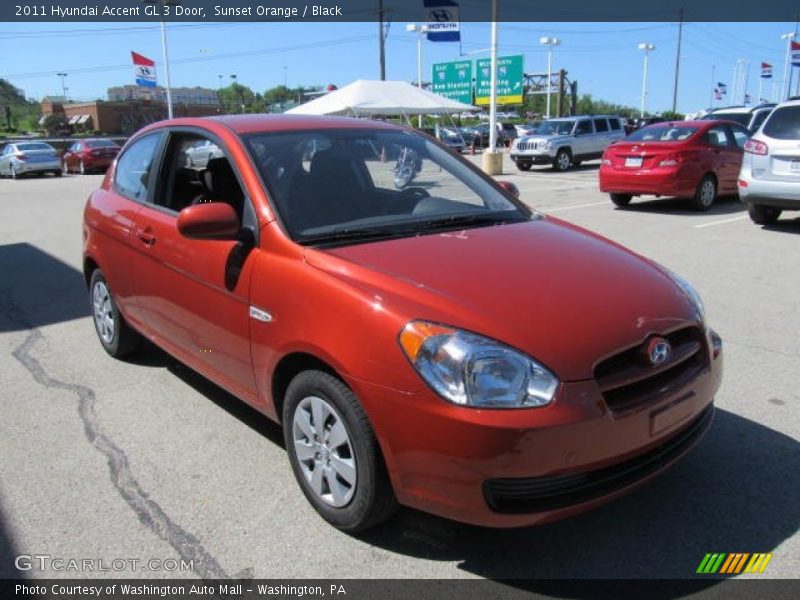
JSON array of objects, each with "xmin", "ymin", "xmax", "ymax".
[{"xmin": 697, "ymin": 552, "xmax": 773, "ymax": 574}]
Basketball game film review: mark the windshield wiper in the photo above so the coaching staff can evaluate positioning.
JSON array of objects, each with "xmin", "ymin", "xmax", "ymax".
[
  {"xmin": 300, "ymin": 227, "xmax": 407, "ymax": 245},
  {"xmin": 415, "ymin": 212, "xmax": 523, "ymax": 231}
]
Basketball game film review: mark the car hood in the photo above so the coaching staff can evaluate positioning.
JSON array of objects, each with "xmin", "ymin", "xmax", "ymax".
[
  {"xmin": 304, "ymin": 218, "xmax": 698, "ymax": 381},
  {"xmin": 517, "ymin": 134, "xmax": 569, "ymax": 144}
]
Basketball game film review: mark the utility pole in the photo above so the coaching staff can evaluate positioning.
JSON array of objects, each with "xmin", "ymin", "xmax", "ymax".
[
  {"xmin": 672, "ymin": 7, "xmax": 683, "ymax": 113},
  {"xmin": 378, "ymin": 0, "xmax": 386, "ymax": 80}
]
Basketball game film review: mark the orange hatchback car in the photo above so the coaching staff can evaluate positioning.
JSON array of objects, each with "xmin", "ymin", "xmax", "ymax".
[{"xmin": 83, "ymin": 115, "xmax": 723, "ymax": 531}]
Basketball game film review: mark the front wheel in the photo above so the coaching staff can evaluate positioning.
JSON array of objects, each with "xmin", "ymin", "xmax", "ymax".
[
  {"xmin": 283, "ymin": 370, "xmax": 397, "ymax": 532},
  {"xmin": 748, "ymin": 204, "xmax": 781, "ymax": 225},
  {"xmin": 553, "ymin": 149, "xmax": 571, "ymax": 171},
  {"xmin": 610, "ymin": 193, "xmax": 632, "ymax": 207},
  {"xmin": 692, "ymin": 175, "xmax": 717, "ymax": 211},
  {"xmin": 89, "ymin": 269, "xmax": 141, "ymax": 358},
  {"xmin": 516, "ymin": 161, "xmax": 531, "ymax": 171}
]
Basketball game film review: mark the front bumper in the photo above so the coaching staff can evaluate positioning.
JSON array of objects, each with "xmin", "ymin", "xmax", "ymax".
[
  {"xmin": 511, "ymin": 152, "xmax": 555, "ymax": 165},
  {"xmin": 348, "ymin": 329, "xmax": 722, "ymax": 528}
]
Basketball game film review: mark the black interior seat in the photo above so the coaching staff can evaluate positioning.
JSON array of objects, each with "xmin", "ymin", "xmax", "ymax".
[{"xmin": 198, "ymin": 157, "xmax": 245, "ymax": 219}]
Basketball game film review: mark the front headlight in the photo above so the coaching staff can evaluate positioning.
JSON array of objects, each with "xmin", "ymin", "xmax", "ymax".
[
  {"xmin": 667, "ymin": 270, "xmax": 705, "ymax": 322},
  {"xmin": 399, "ymin": 321, "xmax": 559, "ymax": 409}
]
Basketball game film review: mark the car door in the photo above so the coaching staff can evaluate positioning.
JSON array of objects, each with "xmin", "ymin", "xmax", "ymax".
[
  {"xmin": 573, "ymin": 119, "xmax": 594, "ymax": 157},
  {"xmin": 127, "ymin": 129, "xmax": 259, "ymax": 402},
  {"xmin": 0, "ymin": 145, "xmax": 11, "ymax": 174},
  {"xmin": 704, "ymin": 124, "xmax": 741, "ymax": 194},
  {"xmin": 592, "ymin": 118, "xmax": 612, "ymax": 156}
]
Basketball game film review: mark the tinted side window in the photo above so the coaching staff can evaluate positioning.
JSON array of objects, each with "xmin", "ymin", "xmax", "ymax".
[
  {"xmin": 763, "ymin": 106, "xmax": 800, "ymax": 139},
  {"xmin": 575, "ymin": 120, "xmax": 593, "ymax": 135},
  {"xmin": 114, "ymin": 133, "xmax": 161, "ymax": 202},
  {"xmin": 705, "ymin": 126, "xmax": 731, "ymax": 147},
  {"xmin": 609, "ymin": 118, "xmax": 621, "ymax": 131},
  {"xmin": 750, "ymin": 110, "xmax": 770, "ymax": 132},
  {"xmin": 593, "ymin": 118, "xmax": 609, "ymax": 132}
]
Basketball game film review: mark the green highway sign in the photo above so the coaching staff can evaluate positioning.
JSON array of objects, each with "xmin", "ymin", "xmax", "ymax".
[
  {"xmin": 431, "ymin": 60, "xmax": 473, "ymax": 105},
  {"xmin": 475, "ymin": 55, "xmax": 525, "ymax": 105}
]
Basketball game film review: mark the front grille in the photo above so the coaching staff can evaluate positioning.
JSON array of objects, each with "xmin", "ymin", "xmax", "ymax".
[
  {"xmin": 484, "ymin": 405, "xmax": 713, "ymax": 514},
  {"xmin": 594, "ymin": 327, "xmax": 709, "ymax": 414},
  {"xmin": 516, "ymin": 141, "xmax": 543, "ymax": 151}
]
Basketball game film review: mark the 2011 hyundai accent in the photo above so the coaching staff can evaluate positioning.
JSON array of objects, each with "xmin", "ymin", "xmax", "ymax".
[{"xmin": 83, "ymin": 115, "xmax": 723, "ymax": 531}]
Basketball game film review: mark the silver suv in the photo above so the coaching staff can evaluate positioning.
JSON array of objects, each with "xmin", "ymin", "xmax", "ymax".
[
  {"xmin": 738, "ymin": 99, "xmax": 800, "ymax": 225},
  {"xmin": 510, "ymin": 115, "xmax": 625, "ymax": 171},
  {"xmin": 700, "ymin": 104, "xmax": 775, "ymax": 133}
]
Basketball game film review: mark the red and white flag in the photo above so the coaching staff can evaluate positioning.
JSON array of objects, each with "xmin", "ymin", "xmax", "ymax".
[
  {"xmin": 132, "ymin": 51, "xmax": 157, "ymax": 88},
  {"xmin": 761, "ymin": 62, "xmax": 773, "ymax": 78},
  {"xmin": 792, "ymin": 41, "xmax": 800, "ymax": 67}
]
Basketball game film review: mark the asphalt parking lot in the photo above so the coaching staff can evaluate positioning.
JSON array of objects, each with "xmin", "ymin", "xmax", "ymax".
[{"xmin": 1, "ymin": 155, "xmax": 798, "ymax": 583}]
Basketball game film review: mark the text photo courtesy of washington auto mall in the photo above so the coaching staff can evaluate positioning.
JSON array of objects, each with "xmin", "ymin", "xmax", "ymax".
[{"xmin": 1, "ymin": 0, "xmax": 799, "ymax": 599}]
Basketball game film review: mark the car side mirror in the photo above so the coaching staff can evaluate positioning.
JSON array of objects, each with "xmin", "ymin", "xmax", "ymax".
[
  {"xmin": 177, "ymin": 202, "xmax": 240, "ymax": 240},
  {"xmin": 497, "ymin": 180, "xmax": 520, "ymax": 199}
]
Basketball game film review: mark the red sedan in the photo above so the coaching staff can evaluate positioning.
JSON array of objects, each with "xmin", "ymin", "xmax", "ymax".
[
  {"xmin": 599, "ymin": 120, "xmax": 750, "ymax": 210},
  {"xmin": 62, "ymin": 138, "xmax": 120, "ymax": 174},
  {"xmin": 83, "ymin": 115, "xmax": 722, "ymax": 531}
]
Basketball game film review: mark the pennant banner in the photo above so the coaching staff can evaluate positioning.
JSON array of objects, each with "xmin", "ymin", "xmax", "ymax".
[
  {"xmin": 761, "ymin": 62, "xmax": 773, "ymax": 78},
  {"xmin": 792, "ymin": 41, "xmax": 800, "ymax": 67},
  {"xmin": 132, "ymin": 51, "xmax": 157, "ymax": 88}
]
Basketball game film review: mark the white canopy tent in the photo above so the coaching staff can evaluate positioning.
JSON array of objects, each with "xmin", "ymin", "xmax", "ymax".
[{"xmin": 286, "ymin": 79, "xmax": 475, "ymax": 119}]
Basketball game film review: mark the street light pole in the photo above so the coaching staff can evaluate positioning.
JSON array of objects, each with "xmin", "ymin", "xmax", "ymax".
[
  {"xmin": 56, "ymin": 73, "xmax": 68, "ymax": 100},
  {"xmin": 540, "ymin": 37, "xmax": 561, "ymax": 118},
  {"xmin": 406, "ymin": 23, "xmax": 429, "ymax": 128},
  {"xmin": 638, "ymin": 43, "xmax": 655, "ymax": 118}
]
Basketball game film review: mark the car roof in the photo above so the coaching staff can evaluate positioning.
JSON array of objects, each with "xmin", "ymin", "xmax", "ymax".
[{"xmin": 208, "ymin": 114, "xmax": 402, "ymax": 135}]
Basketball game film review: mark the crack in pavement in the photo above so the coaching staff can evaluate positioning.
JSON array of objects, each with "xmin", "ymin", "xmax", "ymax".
[{"xmin": 1, "ymin": 289, "xmax": 232, "ymax": 579}]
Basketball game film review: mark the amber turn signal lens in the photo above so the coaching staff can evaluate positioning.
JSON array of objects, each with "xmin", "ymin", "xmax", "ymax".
[{"xmin": 399, "ymin": 321, "xmax": 455, "ymax": 362}]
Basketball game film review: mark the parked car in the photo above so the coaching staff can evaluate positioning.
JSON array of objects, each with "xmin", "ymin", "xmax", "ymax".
[
  {"xmin": 511, "ymin": 115, "xmax": 626, "ymax": 171},
  {"xmin": 62, "ymin": 138, "xmax": 121, "ymax": 175},
  {"xmin": 437, "ymin": 127, "xmax": 467, "ymax": 152},
  {"xmin": 599, "ymin": 120, "xmax": 750, "ymax": 210},
  {"xmin": 0, "ymin": 141, "xmax": 61, "ymax": 178},
  {"xmin": 700, "ymin": 104, "xmax": 775, "ymax": 133},
  {"xmin": 459, "ymin": 122, "xmax": 515, "ymax": 148},
  {"xmin": 84, "ymin": 115, "xmax": 722, "ymax": 532},
  {"xmin": 738, "ymin": 99, "xmax": 800, "ymax": 224},
  {"xmin": 182, "ymin": 138, "xmax": 225, "ymax": 167}
]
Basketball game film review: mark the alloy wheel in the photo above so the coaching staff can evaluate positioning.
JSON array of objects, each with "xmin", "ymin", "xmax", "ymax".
[
  {"xmin": 92, "ymin": 281, "xmax": 115, "ymax": 345},
  {"xmin": 292, "ymin": 395, "xmax": 357, "ymax": 508}
]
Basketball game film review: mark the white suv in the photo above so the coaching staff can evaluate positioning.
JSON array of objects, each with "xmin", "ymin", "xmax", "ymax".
[
  {"xmin": 738, "ymin": 99, "xmax": 800, "ymax": 225},
  {"xmin": 510, "ymin": 115, "xmax": 625, "ymax": 171}
]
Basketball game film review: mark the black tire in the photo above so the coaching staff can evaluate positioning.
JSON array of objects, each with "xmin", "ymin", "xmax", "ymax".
[
  {"xmin": 89, "ymin": 269, "xmax": 141, "ymax": 358},
  {"xmin": 748, "ymin": 204, "xmax": 781, "ymax": 225},
  {"xmin": 283, "ymin": 370, "xmax": 397, "ymax": 532},
  {"xmin": 692, "ymin": 175, "xmax": 717, "ymax": 211},
  {"xmin": 553, "ymin": 148, "xmax": 572, "ymax": 171},
  {"xmin": 54, "ymin": 170, "xmax": 62, "ymax": 177},
  {"xmin": 610, "ymin": 193, "xmax": 632, "ymax": 207},
  {"xmin": 516, "ymin": 161, "xmax": 531, "ymax": 171}
]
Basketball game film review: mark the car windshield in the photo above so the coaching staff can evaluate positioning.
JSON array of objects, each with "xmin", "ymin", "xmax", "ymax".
[
  {"xmin": 86, "ymin": 139, "xmax": 118, "ymax": 148},
  {"xmin": 625, "ymin": 124, "xmax": 701, "ymax": 142},
  {"xmin": 17, "ymin": 142, "xmax": 53, "ymax": 151},
  {"xmin": 244, "ymin": 128, "xmax": 531, "ymax": 246},
  {"xmin": 701, "ymin": 112, "xmax": 750, "ymax": 126},
  {"xmin": 762, "ymin": 105, "xmax": 800, "ymax": 139},
  {"xmin": 536, "ymin": 120, "xmax": 575, "ymax": 135}
]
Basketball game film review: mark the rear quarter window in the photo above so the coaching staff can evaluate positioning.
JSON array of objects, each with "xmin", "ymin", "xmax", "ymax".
[
  {"xmin": 762, "ymin": 106, "xmax": 800, "ymax": 139},
  {"xmin": 609, "ymin": 118, "xmax": 621, "ymax": 131},
  {"xmin": 114, "ymin": 133, "xmax": 161, "ymax": 202}
]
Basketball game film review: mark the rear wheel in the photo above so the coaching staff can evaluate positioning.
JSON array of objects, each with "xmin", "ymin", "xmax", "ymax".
[
  {"xmin": 692, "ymin": 175, "xmax": 717, "ymax": 211},
  {"xmin": 283, "ymin": 370, "xmax": 397, "ymax": 532},
  {"xmin": 553, "ymin": 149, "xmax": 572, "ymax": 172},
  {"xmin": 748, "ymin": 204, "xmax": 781, "ymax": 225},
  {"xmin": 610, "ymin": 193, "xmax": 632, "ymax": 207},
  {"xmin": 89, "ymin": 269, "xmax": 141, "ymax": 358}
]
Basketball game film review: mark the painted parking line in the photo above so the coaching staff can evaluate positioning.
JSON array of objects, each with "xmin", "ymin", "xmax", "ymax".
[
  {"xmin": 693, "ymin": 215, "xmax": 748, "ymax": 229},
  {"xmin": 544, "ymin": 200, "xmax": 609, "ymax": 212}
]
